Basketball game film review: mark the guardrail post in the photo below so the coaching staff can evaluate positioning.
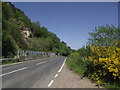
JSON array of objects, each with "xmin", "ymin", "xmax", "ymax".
[{"xmin": 17, "ymin": 50, "xmax": 19, "ymax": 59}]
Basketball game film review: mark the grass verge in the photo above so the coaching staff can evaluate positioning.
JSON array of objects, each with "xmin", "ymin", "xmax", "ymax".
[{"xmin": 66, "ymin": 56, "xmax": 87, "ymax": 76}]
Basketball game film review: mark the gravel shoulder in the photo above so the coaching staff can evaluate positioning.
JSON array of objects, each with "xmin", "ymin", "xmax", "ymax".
[{"xmin": 50, "ymin": 63, "xmax": 104, "ymax": 88}]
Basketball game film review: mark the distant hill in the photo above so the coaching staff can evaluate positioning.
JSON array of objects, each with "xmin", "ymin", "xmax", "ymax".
[{"xmin": 2, "ymin": 2, "xmax": 73, "ymax": 58}]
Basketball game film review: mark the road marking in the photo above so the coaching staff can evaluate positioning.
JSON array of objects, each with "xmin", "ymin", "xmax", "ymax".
[
  {"xmin": 55, "ymin": 74, "xmax": 58, "ymax": 78},
  {"xmin": 49, "ymin": 59, "xmax": 54, "ymax": 61},
  {"xmin": 48, "ymin": 80, "xmax": 54, "ymax": 87},
  {"xmin": 49, "ymin": 60, "xmax": 53, "ymax": 61},
  {"xmin": 0, "ymin": 67, "xmax": 27, "ymax": 77},
  {"xmin": 58, "ymin": 58, "xmax": 67, "ymax": 73},
  {"xmin": 36, "ymin": 61, "xmax": 46, "ymax": 65}
]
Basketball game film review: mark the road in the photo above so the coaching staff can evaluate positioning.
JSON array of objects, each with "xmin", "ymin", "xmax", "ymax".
[{"xmin": 1, "ymin": 57, "xmax": 66, "ymax": 88}]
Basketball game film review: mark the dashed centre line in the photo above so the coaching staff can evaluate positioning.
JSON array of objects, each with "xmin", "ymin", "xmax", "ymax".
[
  {"xmin": 36, "ymin": 61, "xmax": 46, "ymax": 65},
  {"xmin": 49, "ymin": 59, "xmax": 54, "ymax": 62},
  {"xmin": 0, "ymin": 67, "xmax": 27, "ymax": 77}
]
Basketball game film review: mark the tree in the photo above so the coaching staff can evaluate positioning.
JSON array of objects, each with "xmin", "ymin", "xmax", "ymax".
[{"xmin": 88, "ymin": 25, "xmax": 120, "ymax": 46}]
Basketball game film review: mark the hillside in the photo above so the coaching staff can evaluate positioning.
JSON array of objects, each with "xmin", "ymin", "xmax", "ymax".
[{"xmin": 2, "ymin": 2, "xmax": 73, "ymax": 58}]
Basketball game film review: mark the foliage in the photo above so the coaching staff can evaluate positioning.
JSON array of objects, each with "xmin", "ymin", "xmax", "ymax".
[
  {"xmin": 88, "ymin": 25, "xmax": 120, "ymax": 46},
  {"xmin": 66, "ymin": 52, "xmax": 87, "ymax": 75},
  {"xmin": 28, "ymin": 37, "xmax": 51, "ymax": 51},
  {"xmin": 66, "ymin": 46, "xmax": 90, "ymax": 76},
  {"xmin": 87, "ymin": 25, "xmax": 120, "ymax": 88},
  {"xmin": 66, "ymin": 25, "xmax": 120, "ymax": 88},
  {"xmin": 2, "ymin": 2, "xmax": 14, "ymax": 20},
  {"xmin": 2, "ymin": 31, "xmax": 18, "ymax": 58},
  {"xmin": 2, "ymin": 2, "xmax": 72, "ymax": 57},
  {"xmin": 77, "ymin": 45, "xmax": 91, "ymax": 57},
  {"xmin": 89, "ymin": 41, "xmax": 120, "ymax": 87}
]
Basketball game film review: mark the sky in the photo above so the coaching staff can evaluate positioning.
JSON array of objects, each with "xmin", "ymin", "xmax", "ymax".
[{"xmin": 12, "ymin": 2, "xmax": 118, "ymax": 50}]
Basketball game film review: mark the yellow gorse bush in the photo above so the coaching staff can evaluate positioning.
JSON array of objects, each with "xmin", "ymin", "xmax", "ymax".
[{"xmin": 89, "ymin": 41, "xmax": 120, "ymax": 85}]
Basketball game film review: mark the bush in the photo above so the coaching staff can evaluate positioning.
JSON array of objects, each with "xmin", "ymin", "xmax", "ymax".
[
  {"xmin": 88, "ymin": 41, "xmax": 120, "ymax": 88},
  {"xmin": 87, "ymin": 25, "xmax": 120, "ymax": 88}
]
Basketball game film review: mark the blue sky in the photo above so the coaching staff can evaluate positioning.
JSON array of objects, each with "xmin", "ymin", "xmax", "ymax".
[{"xmin": 12, "ymin": 2, "xmax": 118, "ymax": 50}]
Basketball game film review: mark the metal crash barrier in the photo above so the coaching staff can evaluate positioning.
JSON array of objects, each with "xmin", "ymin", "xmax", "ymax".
[
  {"xmin": 17, "ymin": 50, "xmax": 56, "ymax": 61},
  {"xmin": 1, "ymin": 50, "xmax": 57, "ymax": 62}
]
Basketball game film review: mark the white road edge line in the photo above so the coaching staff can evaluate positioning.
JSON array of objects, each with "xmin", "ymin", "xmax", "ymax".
[
  {"xmin": 1, "ymin": 61, "xmax": 25, "ymax": 67},
  {"xmin": 58, "ymin": 58, "xmax": 67, "ymax": 73},
  {"xmin": 0, "ymin": 67, "xmax": 27, "ymax": 77},
  {"xmin": 55, "ymin": 74, "xmax": 58, "ymax": 78},
  {"xmin": 48, "ymin": 80, "xmax": 54, "ymax": 87},
  {"xmin": 36, "ymin": 61, "xmax": 46, "ymax": 65}
]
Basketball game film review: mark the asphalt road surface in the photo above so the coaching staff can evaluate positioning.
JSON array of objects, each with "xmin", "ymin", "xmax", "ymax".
[{"xmin": 1, "ymin": 57, "xmax": 66, "ymax": 88}]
